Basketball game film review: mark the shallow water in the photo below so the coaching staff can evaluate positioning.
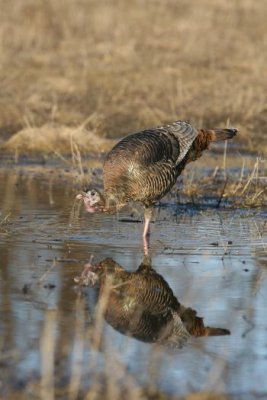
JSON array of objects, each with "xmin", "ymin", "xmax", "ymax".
[{"xmin": 0, "ymin": 168, "xmax": 266, "ymax": 398}]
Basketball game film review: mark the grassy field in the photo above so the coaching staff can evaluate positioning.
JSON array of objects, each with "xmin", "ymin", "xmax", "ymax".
[{"xmin": 0, "ymin": 0, "xmax": 267, "ymax": 156}]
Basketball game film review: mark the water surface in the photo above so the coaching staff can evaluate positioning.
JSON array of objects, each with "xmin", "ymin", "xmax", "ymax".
[{"xmin": 0, "ymin": 168, "xmax": 266, "ymax": 398}]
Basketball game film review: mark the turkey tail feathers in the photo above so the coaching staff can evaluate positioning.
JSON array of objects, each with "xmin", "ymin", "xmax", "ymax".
[
  {"xmin": 204, "ymin": 326, "xmax": 231, "ymax": 336},
  {"xmin": 208, "ymin": 128, "xmax": 238, "ymax": 142}
]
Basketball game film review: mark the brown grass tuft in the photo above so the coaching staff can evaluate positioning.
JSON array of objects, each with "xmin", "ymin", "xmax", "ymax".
[
  {"xmin": 3, "ymin": 124, "xmax": 116, "ymax": 155},
  {"xmin": 0, "ymin": 0, "xmax": 267, "ymax": 155}
]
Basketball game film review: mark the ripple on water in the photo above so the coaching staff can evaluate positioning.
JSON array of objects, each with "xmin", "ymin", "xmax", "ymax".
[{"xmin": 0, "ymin": 171, "xmax": 266, "ymax": 397}]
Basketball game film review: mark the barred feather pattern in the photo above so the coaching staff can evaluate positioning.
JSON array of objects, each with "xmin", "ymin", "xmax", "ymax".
[
  {"xmin": 103, "ymin": 121, "xmax": 196, "ymax": 207},
  {"xmin": 102, "ymin": 121, "xmax": 237, "ymax": 209},
  {"xmin": 98, "ymin": 259, "xmax": 190, "ymax": 345},
  {"xmin": 90, "ymin": 258, "xmax": 230, "ymax": 347}
]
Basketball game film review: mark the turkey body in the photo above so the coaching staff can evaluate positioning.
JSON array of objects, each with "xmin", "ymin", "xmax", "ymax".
[
  {"xmin": 103, "ymin": 121, "xmax": 237, "ymax": 208},
  {"xmin": 77, "ymin": 120, "xmax": 237, "ymax": 244},
  {"xmin": 103, "ymin": 122, "xmax": 196, "ymax": 208},
  {"xmin": 75, "ymin": 257, "xmax": 230, "ymax": 348},
  {"xmin": 99, "ymin": 258, "xmax": 189, "ymax": 346}
]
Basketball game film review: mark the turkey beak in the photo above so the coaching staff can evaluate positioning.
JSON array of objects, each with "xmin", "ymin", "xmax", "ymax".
[
  {"xmin": 74, "ymin": 262, "xmax": 100, "ymax": 286},
  {"xmin": 76, "ymin": 191, "xmax": 88, "ymax": 200},
  {"xmin": 76, "ymin": 191, "xmax": 99, "ymax": 213}
]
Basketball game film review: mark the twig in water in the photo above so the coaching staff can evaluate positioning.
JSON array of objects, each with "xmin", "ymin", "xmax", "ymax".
[
  {"xmin": 68, "ymin": 296, "xmax": 86, "ymax": 400},
  {"xmin": 240, "ymin": 157, "xmax": 259, "ymax": 195},
  {"xmin": 37, "ymin": 258, "xmax": 58, "ymax": 287},
  {"xmin": 40, "ymin": 310, "xmax": 57, "ymax": 400},
  {"xmin": 216, "ymin": 177, "xmax": 228, "ymax": 208},
  {"xmin": 232, "ymin": 158, "xmax": 245, "ymax": 194},
  {"xmin": 0, "ymin": 213, "xmax": 11, "ymax": 226},
  {"xmin": 242, "ymin": 315, "xmax": 255, "ymax": 338},
  {"xmin": 222, "ymin": 139, "xmax": 228, "ymax": 180}
]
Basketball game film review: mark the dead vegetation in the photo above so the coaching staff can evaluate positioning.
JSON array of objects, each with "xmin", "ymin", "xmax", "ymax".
[
  {"xmin": 1, "ymin": 149, "xmax": 266, "ymax": 207},
  {"xmin": 3, "ymin": 123, "xmax": 116, "ymax": 155},
  {"xmin": 179, "ymin": 154, "xmax": 267, "ymax": 208},
  {"xmin": 0, "ymin": 0, "xmax": 267, "ymax": 156}
]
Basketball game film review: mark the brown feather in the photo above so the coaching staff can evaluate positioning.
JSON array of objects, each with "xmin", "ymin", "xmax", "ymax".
[
  {"xmin": 75, "ymin": 258, "xmax": 230, "ymax": 347},
  {"xmin": 78, "ymin": 121, "xmax": 238, "ymax": 240},
  {"xmin": 186, "ymin": 127, "xmax": 237, "ymax": 163}
]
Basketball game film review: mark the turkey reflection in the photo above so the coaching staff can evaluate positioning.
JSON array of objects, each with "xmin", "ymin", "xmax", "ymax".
[{"xmin": 75, "ymin": 257, "xmax": 230, "ymax": 348}]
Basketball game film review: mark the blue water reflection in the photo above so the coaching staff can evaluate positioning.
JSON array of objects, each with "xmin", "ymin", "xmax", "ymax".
[{"xmin": 0, "ymin": 172, "xmax": 266, "ymax": 396}]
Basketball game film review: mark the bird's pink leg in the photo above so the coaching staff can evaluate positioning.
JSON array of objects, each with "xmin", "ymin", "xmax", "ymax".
[
  {"xmin": 143, "ymin": 207, "xmax": 152, "ymax": 255},
  {"xmin": 143, "ymin": 235, "xmax": 149, "ymax": 256},
  {"xmin": 143, "ymin": 217, "xmax": 150, "ymax": 238}
]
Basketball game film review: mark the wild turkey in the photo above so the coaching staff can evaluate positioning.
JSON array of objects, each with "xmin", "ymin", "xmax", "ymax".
[
  {"xmin": 74, "ymin": 257, "xmax": 230, "ymax": 348},
  {"xmin": 76, "ymin": 121, "xmax": 237, "ymax": 244}
]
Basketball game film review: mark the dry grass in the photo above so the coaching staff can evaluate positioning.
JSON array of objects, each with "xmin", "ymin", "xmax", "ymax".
[
  {"xmin": 3, "ymin": 123, "xmax": 116, "ymax": 155},
  {"xmin": 179, "ymin": 155, "xmax": 267, "ymax": 207},
  {"xmin": 1, "ymin": 150, "xmax": 265, "ymax": 207},
  {"xmin": 0, "ymin": 0, "xmax": 267, "ymax": 156},
  {"xmin": 0, "ymin": 213, "xmax": 10, "ymax": 226}
]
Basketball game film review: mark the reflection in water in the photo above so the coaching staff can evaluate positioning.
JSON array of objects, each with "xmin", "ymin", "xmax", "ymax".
[
  {"xmin": 75, "ymin": 256, "xmax": 230, "ymax": 348},
  {"xmin": 0, "ymin": 170, "xmax": 266, "ymax": 396}
]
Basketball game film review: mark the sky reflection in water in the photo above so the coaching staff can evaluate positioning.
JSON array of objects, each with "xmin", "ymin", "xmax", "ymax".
[{"xmin": 0, "ymin": 171, "xmax": 266, "ymax": 396}]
